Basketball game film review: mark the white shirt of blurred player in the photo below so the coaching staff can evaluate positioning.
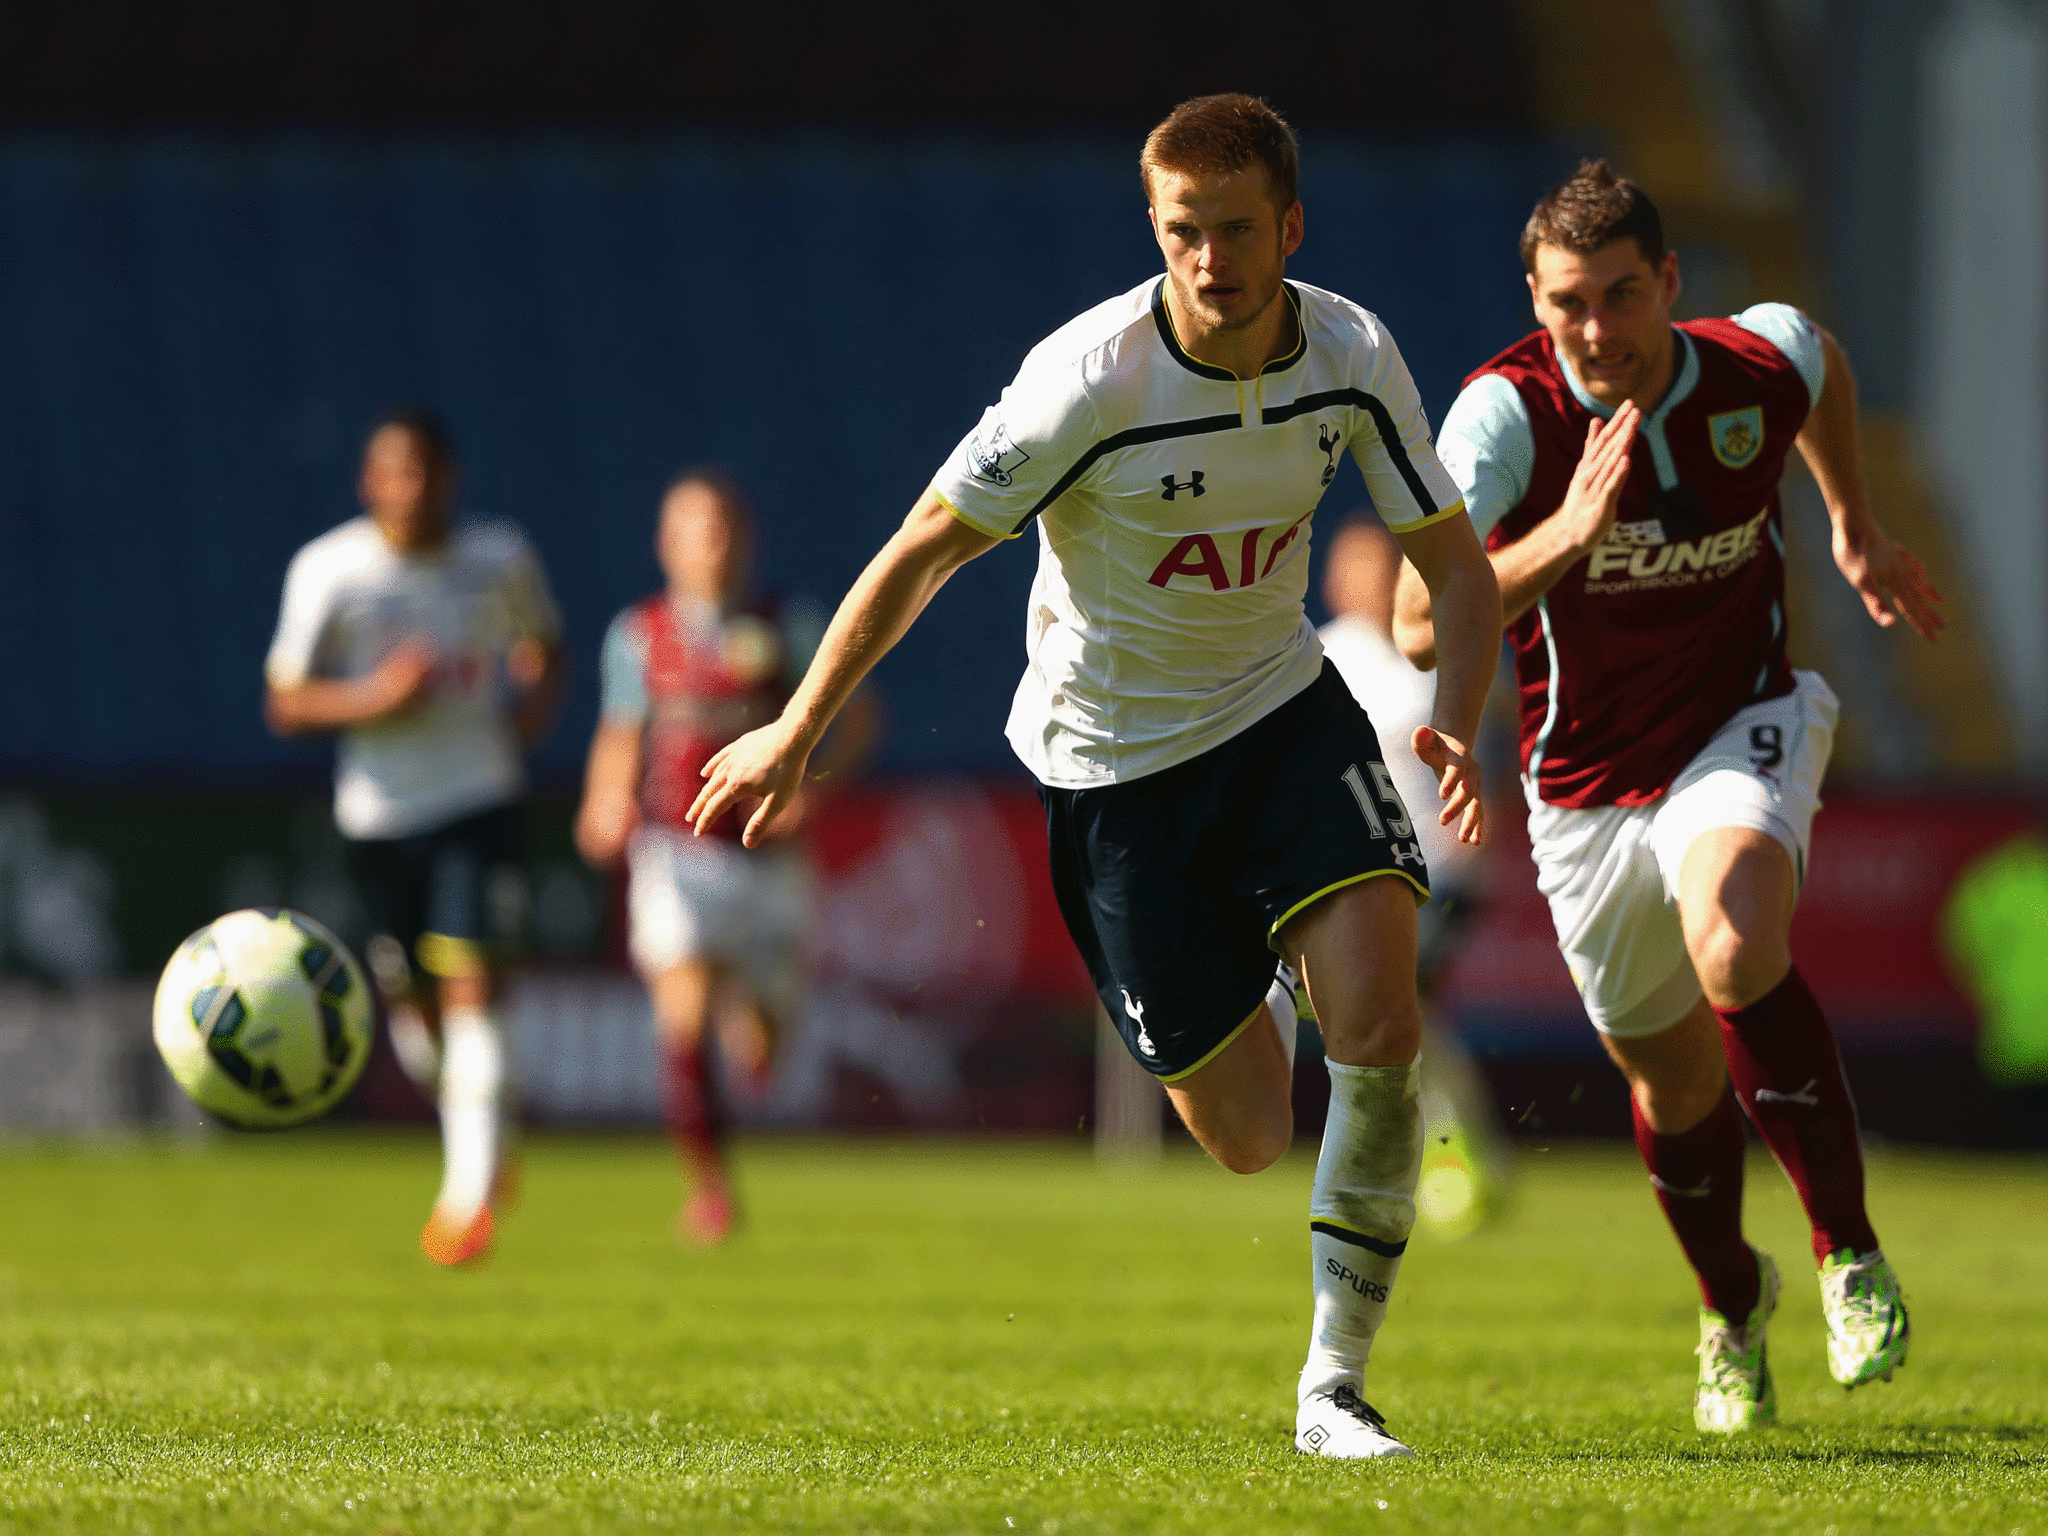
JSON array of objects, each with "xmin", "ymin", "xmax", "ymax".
[
  {"xmin": 266, "ymin": 516, "xmax": 563, "ymax": 839},
  {"xmin": 932, "ymin": 277, "xmax": 1464, "ymax": 788},
  {"xmin": 1318, "ymin": 613, "xmax": 1478, "ymax": 890}
]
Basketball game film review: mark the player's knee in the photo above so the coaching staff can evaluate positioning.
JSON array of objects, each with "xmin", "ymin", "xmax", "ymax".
[
  {"xmin": 1690, "ymin": 919, "xmax": 1788, "ymax": 1007},
  {"xmin": 1634, "ymin": 1067, "xmax": 1725, "ymax": 1135},
  {"xmin": 1318, "ymin": 999, "xmax": 1422, "ymax": 1069},
  {"xmin": 1216, "ymin": 1118, "xmax": 1292, "ymax": 1175}
]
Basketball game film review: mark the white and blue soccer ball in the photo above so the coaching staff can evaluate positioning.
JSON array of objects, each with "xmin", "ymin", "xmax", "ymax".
[{"xmin": 153, "ymin": 909, "xmax": 374, "ymax": 1129}]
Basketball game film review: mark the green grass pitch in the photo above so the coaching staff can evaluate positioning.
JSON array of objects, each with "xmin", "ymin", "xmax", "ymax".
[{"xmin": 0, "ymin": 1133, "xmax": 2042, "ymax": 1534}]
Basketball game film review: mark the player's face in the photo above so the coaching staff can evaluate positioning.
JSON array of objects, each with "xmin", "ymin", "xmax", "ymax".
[
  {"xmin": 358, "ymin": 426, "xmax": 453, "ymax": 551},
  {"xmin": 1148, "ymin": 165, "xmax": 1304, "ymax": 335},
  {"xmin": 658, "ymin": 484, "xmax": 748, "ymax": 603},
  {"xmin": 1527, "ymin": 240, "xmax": 1682, "ymax": 407}
]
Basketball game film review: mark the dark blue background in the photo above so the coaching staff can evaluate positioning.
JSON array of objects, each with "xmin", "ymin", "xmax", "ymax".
[{"xmin": 0, "ymin": 131, "xmax": 1551, "ymax": 786}]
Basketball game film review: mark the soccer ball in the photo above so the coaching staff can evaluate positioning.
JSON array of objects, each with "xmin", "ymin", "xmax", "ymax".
[{"xmin": 153, "ymin": 909, "xmax": 374, "ymax": 1129}]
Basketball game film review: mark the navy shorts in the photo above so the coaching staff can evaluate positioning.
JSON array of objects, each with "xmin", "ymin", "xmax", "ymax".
[
  {"xmin": 344, "ymin": 803, "xmax": 525, "ymax": 982},
  {"xmin": 1041, "ymin": 661, "xmax": 1430, "ymax": 1081}
]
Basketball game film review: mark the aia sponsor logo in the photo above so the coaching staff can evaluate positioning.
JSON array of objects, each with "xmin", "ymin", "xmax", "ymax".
[{"xmin": 1147, "ymin": 511, "xmax": 1311, "ymax": 590}]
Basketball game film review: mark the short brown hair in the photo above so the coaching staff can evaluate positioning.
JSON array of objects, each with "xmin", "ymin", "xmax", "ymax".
[
  {"xmin": 1142, "ymin": 93, "xmax": 1299, "ymax": 210},
  {"xmin": 1519, "ymin": 159, "xmax": 1665, "ymax": 271}
]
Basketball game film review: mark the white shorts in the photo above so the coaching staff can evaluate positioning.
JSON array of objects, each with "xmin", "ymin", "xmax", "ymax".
[
  {"xmin": 626, "ymin": 827, "xmax": 815, "ymax": 1008},
  {"xmin": 1526, "ymin": 670, "xmax": 1839, "ymax": 1038}
]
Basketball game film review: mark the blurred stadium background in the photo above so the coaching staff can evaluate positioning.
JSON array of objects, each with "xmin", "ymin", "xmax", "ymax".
[{"xmin": 0, "ymin": 1, "xmax": 2042, "ymax": 1150}]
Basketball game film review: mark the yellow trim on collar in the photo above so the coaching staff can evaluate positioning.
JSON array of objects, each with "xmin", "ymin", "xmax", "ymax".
[{"xmin": 1269, "ymin": 868, "xmax": 1431, "ymax": 946}]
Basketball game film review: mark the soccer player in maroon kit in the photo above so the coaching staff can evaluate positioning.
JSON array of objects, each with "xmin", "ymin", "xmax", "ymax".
[
  {"xmin": 1396, "ymin": 162, "xmax": 1944, "ymax": 1432},
  {"xmin": 577, "ymin": 468, "xmax": 876, "ymax": 1244}
]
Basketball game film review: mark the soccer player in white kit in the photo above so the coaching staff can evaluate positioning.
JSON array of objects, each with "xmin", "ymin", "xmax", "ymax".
[
  {"xmin": 266, "ymin": 407, "xmax": 566, "ymax": 1267},
  {"xmin": 689, "ymin": 95, "xmax": 1503, "ymax": 1458}
]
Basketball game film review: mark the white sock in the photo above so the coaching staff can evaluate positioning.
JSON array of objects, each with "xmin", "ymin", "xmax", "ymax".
[
  {"xmin": 387, "ymin": 1004, "xmax": 441, "ymax": 1091},
  {"xmin": 1266, "ymin": 972, "xmax": 1299, "ymax": 1075},
  {"xmin": 435, "ymin": 1005, "xmax": 504, "ymax": 1220},
  {"xmin": 1300, "ymin": 1058, "xmax": 1423, "ymax": 1402}
]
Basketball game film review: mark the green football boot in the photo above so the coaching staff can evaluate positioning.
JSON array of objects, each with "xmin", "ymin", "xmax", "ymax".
[
  {"xmin": 1695, "ymin": 1248, "xmax": 1780, "ymax": 1434},
  {"xmin": 1820, "ymin": 1248, "xmax": 1910, "ymax": 1387}
]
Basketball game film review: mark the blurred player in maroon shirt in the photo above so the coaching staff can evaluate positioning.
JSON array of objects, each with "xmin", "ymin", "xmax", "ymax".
[
  {"xmin": 1396, "ymin": 162, "xmax": 1943, "ymax": 1433},
  {"xmin": 576, "ymin": 469, "xmax": 877, "ymax": 1244}
]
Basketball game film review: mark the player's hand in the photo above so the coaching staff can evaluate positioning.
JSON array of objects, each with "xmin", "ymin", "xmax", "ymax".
[
  {"xmin": 1834, "ymin": 523, "xmax": 1945, "ymax": 642},
  {"xmin": 690, "ymin": 721, "xmax": 811, "ymax": 848},
  {"xmin": 1412, "ymin": 725, "xmax": 1485, "ymax": 847},
  {"xmin": 1558, "ymin": 399, "xmax": 1639, "ymax": 554},
  {"xmin": 367, "ymin": 638, "xmax": 437, "ymax": 719}
]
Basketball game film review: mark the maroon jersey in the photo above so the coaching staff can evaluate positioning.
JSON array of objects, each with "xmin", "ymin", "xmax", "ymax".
[
  {"xmin": 627, "ymin": 594, "xmax": 792, "ymax": 840},
  {"xmin": 1475, "ymin": 321, "xmax": 1813, "ymax": 806}
]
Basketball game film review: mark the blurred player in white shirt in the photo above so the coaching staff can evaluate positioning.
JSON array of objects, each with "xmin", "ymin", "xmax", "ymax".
[
  {"xmin": 1318, "ymin": 515, "xmax": 1512, "ymax": 1237},
  {"xmin": 265, "ymin": 407, "xmax": 565, "ymax": 1267}
]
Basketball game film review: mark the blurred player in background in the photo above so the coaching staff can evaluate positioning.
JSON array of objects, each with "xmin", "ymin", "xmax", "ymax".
[
  {"xmin": 690, "ymin": 95, "xmax": 1503, "ymax": 1458},
  {"xmin": 1318, "ymin": 514, "xmax": 1513, "ymax": 1237},
  {"xmin": 1396, "ymin": 162, "xmax": 1944, "ymax": 1432},
  {"xmin": 575, "ymin": 468, "xmax": 877, "ymax": 1246},
  {"xmin": 265, "ymin": 406, "xmax": 565, "ymax": 1268}
]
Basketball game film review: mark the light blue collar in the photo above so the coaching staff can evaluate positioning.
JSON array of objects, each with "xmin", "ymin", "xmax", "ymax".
[{"xmin": 1557, "ymin": 328, "xmax": 1698, "ymax": 491}]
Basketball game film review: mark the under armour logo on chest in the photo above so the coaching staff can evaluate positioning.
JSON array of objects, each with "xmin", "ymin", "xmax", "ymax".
[{"xmin": 1160, "ymin": 471, "xmax": 1205, "ymax": 499}]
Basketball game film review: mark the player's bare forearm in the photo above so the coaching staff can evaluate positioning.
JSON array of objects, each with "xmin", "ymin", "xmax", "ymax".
[
  {"xmin": 575, "ymin": 719, "xmax": 643, "ymax": 868},
  {"xmin": 689, "ymin": 492, "xmax": 999, "ymax": 844},
  {"xmin": 263, "ymin": 677, "xmax": 400, "ymax": 735},
  {"xmin": 781, "ymin": 496, "xmax": 996, "ymax": 754},
  {"xmin": 1393, "ymin": 513, "xmax": 1501, "ymax": 844},
  {"xmin": 1794, "ymin": 326, "xmax": 1945, "ymax": 641},
  {"xmin": 264, "ymin": 637, "xmax": 437, "ymax": 736}
]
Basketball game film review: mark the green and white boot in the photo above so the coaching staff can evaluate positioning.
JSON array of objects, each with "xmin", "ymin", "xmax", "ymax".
[
  {"xmin": 1695, "ymin": 1249, "xmax": 1780, "ymax": 1434},
  {"xmin": 1820, "ymin": 1248, "xmax": 1910, "ymax": 1387}
]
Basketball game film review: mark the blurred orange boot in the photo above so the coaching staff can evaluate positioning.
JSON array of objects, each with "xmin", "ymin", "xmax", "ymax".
[{"xmin": 420, "ymin": 1203, "xmax": 496, "ymax": 1267}]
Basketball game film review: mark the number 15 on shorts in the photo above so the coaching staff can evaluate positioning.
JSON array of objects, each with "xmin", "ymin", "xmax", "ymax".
[{"xmin": 1342, "ymin": 763, "xmax": 1424, "ymax": 866}]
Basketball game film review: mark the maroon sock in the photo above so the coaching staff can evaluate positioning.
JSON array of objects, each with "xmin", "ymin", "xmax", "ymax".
[
  {"xmin": 1715, "ymin": 966, "xmax": 1879, "ymax": 1267},
  {"xmin": 1632, "ymin": 1084, "xmax": 1759, "ymax": 1321},
  {"xmin": 661, "ymin": 1038, "xmax": 727, "ymax": 1188}
]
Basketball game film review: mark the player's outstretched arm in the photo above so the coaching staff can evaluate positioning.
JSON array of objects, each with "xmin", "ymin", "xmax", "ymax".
[
  {"xmin": 689, "ymin": 492, "xmax": 1000, "ymax": 847},
  {"xmin": 1392, "ymin": 401, "xmax": 1638, "ymax": 668},
  {"xmin": 1796, "ymin": 326, "xmax": 1945, "ymax": 642},
  {"xmin": 1391, "ymin": 512, "xmax": 1502, "ymax": 846}
]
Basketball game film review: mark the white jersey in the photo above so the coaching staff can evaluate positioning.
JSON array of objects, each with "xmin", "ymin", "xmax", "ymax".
[
  {"xmin": 1317, "ymin": 615, "xmax": 1478, "ymax": 891},
  {"xmin": 932, "ymin": 277, "xmax": 1465, "ymax": 788},
  {"xmin": 266, "ymin": 516, "xmax": 563, "ymax": 839}
]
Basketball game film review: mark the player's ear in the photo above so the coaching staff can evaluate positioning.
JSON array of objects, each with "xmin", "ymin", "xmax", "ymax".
[
  {"xmin": 1280, "ymin": 200, "xmax": 1304, "ymax": 258},
  {"xmin": 1660, "ymin": 249, "xmax": 1681, "ymax": 307}
]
